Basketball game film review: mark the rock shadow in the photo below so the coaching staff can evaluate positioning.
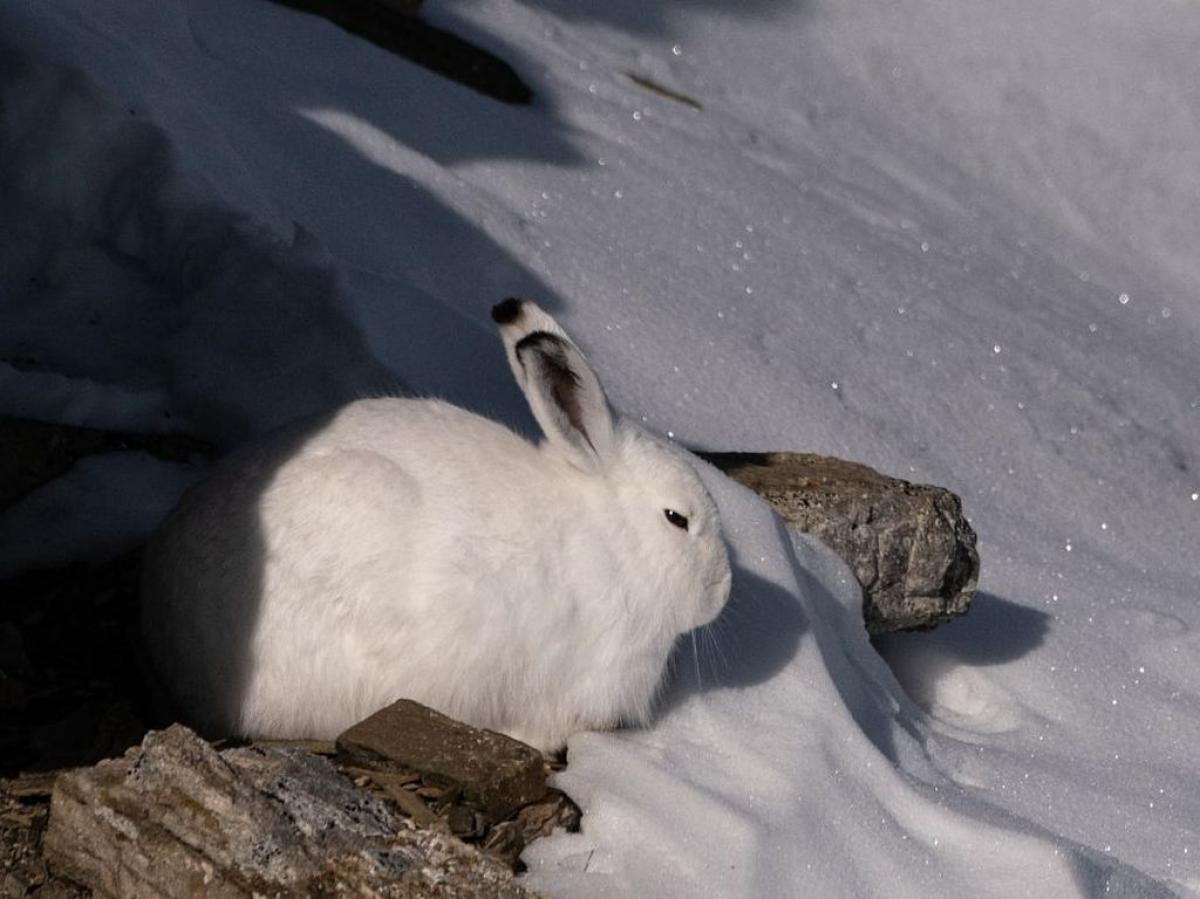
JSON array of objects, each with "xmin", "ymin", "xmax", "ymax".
[
  {"xmin": 494, "ymin": 0, "xmax": 799, "ymax": 36},
  {"xmin": 139, "ymin": 411, "xmax": 340, "ymax": 744},
  {"xmin": 1067, "ymin": 848, "xmax": 1179, "ymax": 899},
  {"xmin": 182, "ymin": 1, "xmax": 581, "ymax": 169},
  {"xmin": 873, "ymin": 592, "xmax": 1051, "ymax": 669},
  {"xmin": 870, "ymin": 592, "xmax": 1052, "ymax": 738}
]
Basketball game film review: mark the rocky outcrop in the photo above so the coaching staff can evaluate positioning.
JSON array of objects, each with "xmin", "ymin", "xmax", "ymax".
[
  {"xmin": 700, "ymin": 452, "xmax": 978, "ymax": 633},
  {"xmin": 43, "ymin": 725, "xmax": 540, "ymax": 898}
]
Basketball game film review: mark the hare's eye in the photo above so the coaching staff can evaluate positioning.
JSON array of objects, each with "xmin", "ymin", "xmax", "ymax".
[{"xmin": 664, "ymin": 509, "xmax": 689, "ymax": 531}]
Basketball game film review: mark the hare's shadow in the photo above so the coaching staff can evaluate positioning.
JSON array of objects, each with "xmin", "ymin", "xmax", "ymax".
[
  {"xmin": 135, "ymin": 412, "xmax": 334, "ymax": 735},
  {"xmin": 664, "ymin": 563, "xmax": 809, "ymax": 707},
  {"xmin": 873, "ymin": 591, "xmax": 1050, "ymax": 668}
]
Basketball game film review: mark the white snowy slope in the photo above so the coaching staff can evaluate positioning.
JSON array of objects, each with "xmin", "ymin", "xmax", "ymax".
[{"xmin": 1, "ymin": 0, "xmax": 1198, "ymax": 895}]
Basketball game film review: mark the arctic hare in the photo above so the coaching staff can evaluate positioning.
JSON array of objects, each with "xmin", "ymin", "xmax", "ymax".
[{"xmin": 142, "ymin": 299, "xmax": 732, "ymax": 752}]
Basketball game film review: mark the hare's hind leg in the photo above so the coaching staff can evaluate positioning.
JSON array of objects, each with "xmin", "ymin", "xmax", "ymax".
[{"xmin": 238, "ymin": 447, "xmax": 423, "ymax": 738}]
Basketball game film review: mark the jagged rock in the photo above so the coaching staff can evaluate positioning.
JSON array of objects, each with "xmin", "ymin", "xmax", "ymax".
[
  {"xmin": 337, "ymin": 700, "xmax": 547, "ymax": 822},
  {"xmin": 42, "ymin": 725, "xmax": 534, "ymax": 898},
  {"xmin": 700, "ymin": 452, "xmax": 978, "ymax": 633}
]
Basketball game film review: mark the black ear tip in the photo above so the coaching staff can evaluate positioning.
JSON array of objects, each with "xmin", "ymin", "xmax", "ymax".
[{"xmin": 492, "ymin": 298, "xmax": 525, "ymax": 325}]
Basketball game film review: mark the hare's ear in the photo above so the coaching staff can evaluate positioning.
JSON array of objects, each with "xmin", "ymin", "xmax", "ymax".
[{"xmin": 492, "ymin": 298, "xmax": 615, "ymax": 470}]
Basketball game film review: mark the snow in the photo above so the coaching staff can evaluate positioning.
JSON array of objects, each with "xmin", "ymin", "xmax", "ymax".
[
  {"xmin": 0, "ymin": 452, "xmax": 200, "ymax": 579},
  {"xmin": 2, "ymin": 0, "xmax": 1198, "ymax": 895}
]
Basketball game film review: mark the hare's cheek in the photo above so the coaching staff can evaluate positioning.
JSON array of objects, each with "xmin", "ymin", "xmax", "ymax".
[
  {"xmin": 714, "ymin": 564, "xmax": 733, "ymax": 606},
  {"xmin": 704, "ymin": 579, "xmax": 729, "ymax": 623},
  {"xmin": 701, "ymin": 549, "xmax": 733, "ymax": 622}
]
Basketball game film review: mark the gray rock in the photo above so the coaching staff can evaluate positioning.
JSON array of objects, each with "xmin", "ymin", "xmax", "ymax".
[
  {"xmin": 43, "ymin": 725, "xmax": 534, "ymax": 898},
  {"xmin": 699, "ymin": 452, "xmax": 978, "ymax": 633},
  {"xmin": 337, "ymin": 700, "xmax": 547, "ymax": 822}
]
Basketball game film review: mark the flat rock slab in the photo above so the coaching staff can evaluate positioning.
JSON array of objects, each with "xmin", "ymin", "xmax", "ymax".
[
  {"xmin": 701, "ymin": 451, "xmax": 979, "ymax": 634},
  {"xmin": 43, "ymin": 725, "xmax": 533, "ymax": 898},
  {"xmin": 337, "ymin": 700, "xmax": 547, "ymax": 822}
]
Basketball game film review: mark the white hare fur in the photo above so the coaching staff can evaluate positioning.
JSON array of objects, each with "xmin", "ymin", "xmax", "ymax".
[{"xmin": 142, "ymin": 299, "xmax": 732, "ymax": 752}]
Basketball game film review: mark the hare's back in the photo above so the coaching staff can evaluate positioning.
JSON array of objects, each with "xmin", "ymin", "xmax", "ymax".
[
  {"xmin": 315, "ymin": 397, "xmax": 535, "ymax": 475},
  {"xmin": 149, "ymin": 395, "xmax": 534, "ymax": 611},
  {"xmin": 142, "ymin": 396, "xmax": 538, "ymax": 732},
  {"xmin": 245, "ymin": 397, "xmax": 537, "ymax": 574}
]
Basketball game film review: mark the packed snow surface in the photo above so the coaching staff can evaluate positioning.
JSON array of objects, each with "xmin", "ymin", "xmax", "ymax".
[{"xmin": 2, "ymin": 0, "xmax": 1198, "ymax": 895}]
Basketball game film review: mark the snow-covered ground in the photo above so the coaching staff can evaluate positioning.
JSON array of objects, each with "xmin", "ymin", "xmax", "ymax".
[{"xmin": 2, "ymin": 0, "xmax": 1198, "ymax": 895}]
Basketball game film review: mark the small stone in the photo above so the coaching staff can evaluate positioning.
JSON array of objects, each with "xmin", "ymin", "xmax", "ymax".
[
  {"xmin": 481, "ymin": 820, "xmax": 525, "ymax": 871},
  {"xmin": 3, "ymin": 870, "xmax": 37, "ymax": 896},
  {"xmin": 378, "ymin": 782, "xmax": 437, "ymax": 828},
  {"xmin": 517, "ymin": 788, "xmax": 582, "ymax": 842},
  {"xmin": 336, "ymin": 700, "xmax": 546, "ymax": 821},
  {"xmin": 448, "ymin": 805, "xmax": 482, "ymax": 838}
]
